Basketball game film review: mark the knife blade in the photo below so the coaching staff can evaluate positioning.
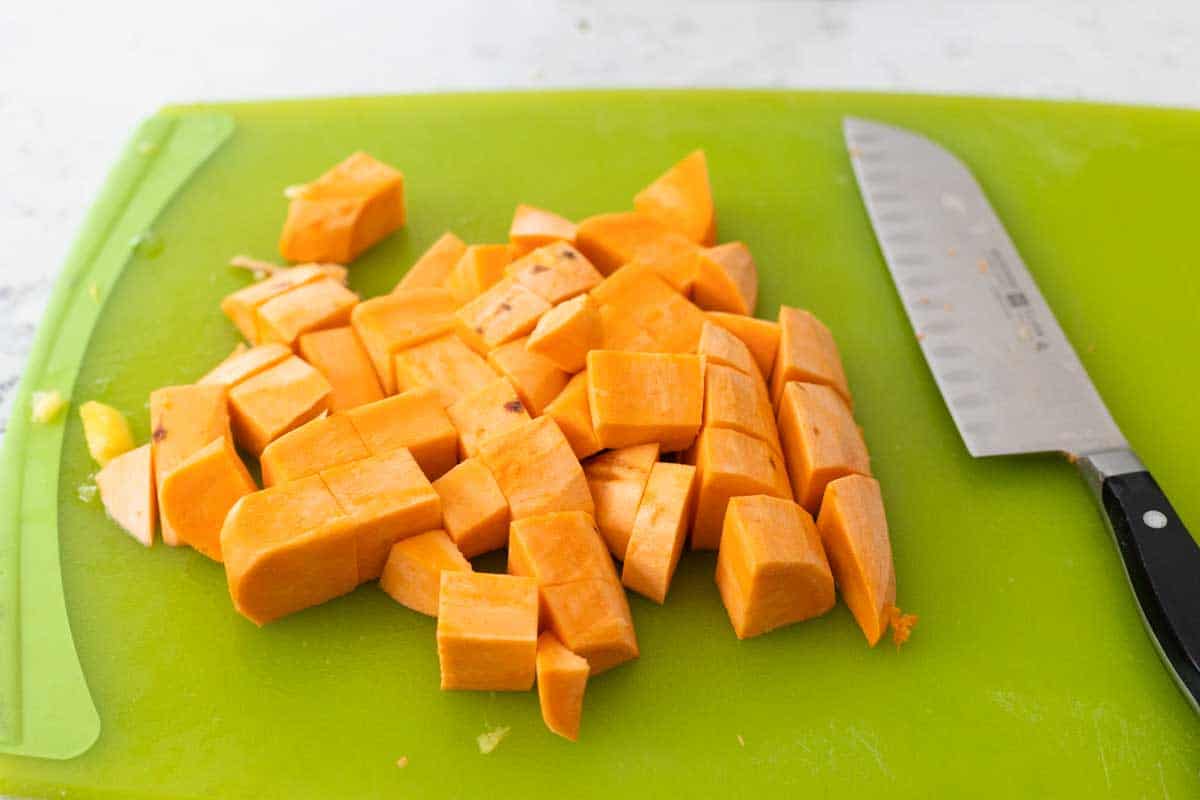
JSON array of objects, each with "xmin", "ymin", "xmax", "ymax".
[{"xmin": 845, "ymin": 116, "xmax": 1200, "ymax": 710}]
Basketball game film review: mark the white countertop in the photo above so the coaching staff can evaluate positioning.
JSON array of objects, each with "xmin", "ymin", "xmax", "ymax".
[{"xmin": 2, "ymin": 0, "xmax": 1199, "ymax": 429}]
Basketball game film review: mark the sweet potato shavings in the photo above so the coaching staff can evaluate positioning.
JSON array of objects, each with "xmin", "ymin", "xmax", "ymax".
[{"xmin": 885, "ymin": 604, "xmax": 918, "ymax": 649}]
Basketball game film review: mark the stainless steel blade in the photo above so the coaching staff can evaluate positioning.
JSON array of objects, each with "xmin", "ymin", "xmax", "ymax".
[{"xmin": 844, "ymin": 117, "xmax": 1127, "ymax": 458}]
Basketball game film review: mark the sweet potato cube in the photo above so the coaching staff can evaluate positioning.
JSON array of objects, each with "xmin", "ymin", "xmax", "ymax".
[
  {"xmin": 395, "ymin": 232, "xmax": 467, "ymax": 292},
  {"xmin": 698, "ymin": 320, "xmax": 758, "ymax": 378},
  {"xmin": 446, "ymin": 377, "xmax": 532, "ymax": 458},
  {"xmin": 345, "ymin": 387, "xmax": 458, "ymax": 479},
  {"xmin": 704, "ymin": 362, "xmax": 781, "ymax": 450},
  {"xmin": 221, "ymin": 264, "xmax": 342, "ymax": 343},
  {"xmin": 487, "ymin": 337, "xmax": 570, "ymax": 416},
  {"xmin": 508, "ymin": 242, "xmax": 602, "ymax": 304},
  {"xmin": 633, "ymin": 150, "xmax": 716, "ymax": 245},
  {"xmin": 628, "ymin": 232, "xmax": 700, "ymax": 293},
  {"xmin": 380, "ymin": 530, "xmax": 472, "ymax": 616},
  {"xmin": 778, "ymin": 382, "xmax": 872, "ymax": 512},
  {"xmin": 621, "ymin": 462, "xmax": 697, "ymax": 603},
  {"xmin": 159, "ymin": 436, "xmax": 256, "ymax": 562},
  {"xmin": 298, "ymin": 326, "xmax": 384, "ymax": 412},
  {"xmin": 477, "ymin": 417, "xmax": 594, "ymax": 520},
  {"xmin": 445, "ymin": 244, "xmax": 512, "ymax": 303},
  {"xmin": 392, "ymin": 334, "xmax": 498, "ymax": 408},
  {"xmin": 591, "ymin": 264, "xmax": 706, "ymax": 354},
  {"xmin": 437, "ymin": 572, "xmax": 539, "ymax": 691},
  {"xmin": 455, "ymin": 277, "xmax": 551, "ymax": 354},
  {"xmin": 279, "ymin": 152, "xmax": 405, "ymax": 263},
  {"xmin": 536, "ymin": 632, "xmax": 589, "ymax": 741},
  {"xmin": 150, "ymin": 384, "xmax": 230, "ymax": 546},
  {"xmin": 350, "ymin": 288, "xmax": 460, "ymax": 394},
  {"xmin": 433, "ymin": 458, "xmax": 511, "ymax": 557},
  {"xmin": 693, "ymin": 242, "xmax": 758, "ymax": 315},
  {"xmin": 540, "ymin": 579, "xmax": 638, "ymax": 675},
  {"xmin": 816, "ymin": 475, "xmax": 897, "ymax": 646},
  {"xmin": 716, "ymin": 495, "xmax": 835, "ymax": 639},
  {"xmin": 706, "ymin": 312, "xmax": 780, "ymax": 380},
  {"xmin": 228, "ymin": 356, "xmax": 331, "ymax": 456},
  {"xmin": 583, "ymin": 443, "xmax": 660, "ymax": 560},
  {"xmin": 255, "ymin": 278, "xmax": 359, "ymax": 348},
  {"xmin": 320, "ymin": 448, "xmax": 442, "ymax": 581},
  {"xmin": 543, "ymin": 372, "xmax": 603, "ymax": 460},
  {"xmin": 509, "ymin": 205, "xmax": 578, "ymax": 256},
  {"xmin": 691, "ymin": 427, "xmax": 792, "ymax": 550},
  {"xmin": 259, "ymin": 414, "xmax": 370, "ymax": 486},
  {"xmin": 221, "ymin": 475, "xmax": 358, "ymax": 625},
  {"xmin": 96, "ymin": 444, "xmax": 156, "ymax": 547},
  {"xmin": 587, "ymin": 351, "xmax": 703, "ymax": 451},
  {"xmin": 575, "ymin": 211, "xmax": 674, "ymax": 274},
  {"xmin": 199, "ymin": 343, "xmax": 292, "ymax": 387},
  {"xmin": 770, "ymin": 307, "xmax": 852, "ymax": 408},
  {"xmin": 527, "ymin": 293, "xmax": 600, "ymax": 373},
  {"xmin": 507, "ymin": 511, "xmax": 617, "ymax": 586}
]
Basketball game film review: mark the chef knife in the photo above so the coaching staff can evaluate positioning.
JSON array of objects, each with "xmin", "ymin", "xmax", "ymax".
[{"xmin": 844, "ymin": 116, "xmax": 1200, "ymax": 710}]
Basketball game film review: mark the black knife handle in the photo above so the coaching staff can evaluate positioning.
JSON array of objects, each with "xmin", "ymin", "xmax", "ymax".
[{"xmin": 1099, "ymin": 468, "xmax": 1200, "ymax": 709}]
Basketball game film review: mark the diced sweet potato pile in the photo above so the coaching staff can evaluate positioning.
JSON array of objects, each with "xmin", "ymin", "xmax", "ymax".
[{"xmin": 90, "ymin": 149, "xmax": 914, "ymax": 743}]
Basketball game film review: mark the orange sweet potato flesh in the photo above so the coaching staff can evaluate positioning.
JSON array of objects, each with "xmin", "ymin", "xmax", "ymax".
[
  {"xmin": 446, "ymin": 377, "xmax": 532, "ymax": 458},
  {"xmin": 298, "ymin": 326, "xmax": 384, "ymax": 412},
  {"xmin": 816, "ymin": 475, "xmax": 897, "ymax": 646},
  {"xmin": 536, "ymin": 632, "xmax": 589, "ymax": 741},
  {"xmin": 691, "ymin": 426, "xmax": 792, "ymax": 550},
  {"xmin": 633, "ymin": 150, "xmax": 716, "ymax": 245},
  {"xmin": 345, "ymin": 387, "xmax": 458, "ymax": 480},
  {"xmin": 221, "ymin": 475, "xmax": 359, "ymax": 625},
  {"xmin": 698, "ymin": 321, "xmax": 758, "ymax": 378},
  {"xmin": 591, "ymin": 264, "xmax": 706, "ymax": 354},
  {"xmin": 255, "ymin": 278, "xmax": 360, "ymax": 348},
  {"xmin": 574, "ymin": 211, "xmax": 675, "ymax": 274},
  {"xmin": 259, "ymin": 414, "xmax": 371, "ymax": 486},
  {"xmin": 770, "ymin": 306, "xmax": 852, "ymax": 408},
  {"xmin": 395, "ymin": 232, "xmax": 467, "ymax": 292},
  {"xmin": 279, "ymin": 152, "xmax": 405, "ymax": 264},
  {"xmin": 543, "ymin": 372, "xmax": 603, "ymax": 461},
  {"xmin": 199, "ymin": 343, "xmax": 291, "ymax": 387},
  {"xmin": 694, "ymin": 242, "xmax": 757, "ymax": 316},
  {"xmin": 454, "ymin": 277, "xmax": 551, "ymax": 354},
  {"xmin": 777, "ymin": 382, "xmax": 872, "ymax": 512},
  {"xmin": 703, "ymin": 362, "xmax": 781, "ymax": 451},
  {"xmin": 507, "ymin": 511, "xmax": 617, "ymax": 587},
  {"xmin": 540, "ymin": 579, "xmax": 638, "ymax": 675},
  {"xmin": 627, "ymin": 232, "xmax": 701, "ymax": 293},
  {"xmin": 159, "ymin": 436, "xmax": 256, "ymax": 562},
  {"xmin": 715, "ymin": 495, "xmax": 835, "ymax": 639},
  {"xmin": 445, "ymin": 244, "xmax": 512, "ymax": 303},
  {"xmin": 582, "ymin": 443, "xmax": 660, "ymax": 560},
  {"xmin": 437, "ymin": 572, "xmax": 539, "ymax": 691},
  {"xmin": 96, "ymin": 443, "xmax": 156, "ymax": 547},
  {"xmin": 392, "ymin": 334, "xmax": 499, "ymax": 408},
  {"xmin": 351, "ymin": 288, "xmax": 459, "ymax": 394},
  {"xmin": 150, "ymin": 384, "xmax": 230, "ymax": 546},
  {"xmin": 705, "ymin": 312, "xmax": 780, "ymax": 380},
  {"xmin": 433, "ymin": 458, "xmax": 511, "ymax": 557},
  {"xmin": 508, "ymin": 242, "xmax": 602, "ymax": 304},
  {"xmin": 320, "ymin": 448, "xmax": 443, "ymax": 581},
  {"xmin": 488, "ymin": 337, "xmax": 570, "ymax": 417},
  {"xmin": 221, "ymin": 264, "xmax": 342, "ymax": 344},
  {"xmin": 380, "ymin": 529, "xmax": 472, "ymax": 616},
  {"xmin": 509, "ymin": 205, "xmax": 578, "ymax": 256},
  {"xmin": 621, "ymin": 462, "xmax": 697, "ymax": 603},
  {"xmin": 228, "ymin": 356, "xmax": 332, "ymax": 456},
  {"xmin": 527, "ymin": 293, "xmax": 601, "ymax": 373},
  {"xmin": 587, "ymin": 350, "xmax": 703, "ymax": 452},
  {"xmin": 477, "ymin": 417, "xmax": 594, "ymax": 520}
]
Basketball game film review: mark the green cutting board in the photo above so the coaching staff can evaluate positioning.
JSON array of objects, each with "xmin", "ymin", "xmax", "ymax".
[{"xmin": 1, "ymin": 91, "xmax": 1198, "ymax": 799}]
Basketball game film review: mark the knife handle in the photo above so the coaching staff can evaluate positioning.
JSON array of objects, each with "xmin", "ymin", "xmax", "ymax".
[{"xmin": 1094, "ymin": 465, "xmax": 1200, "ymax": 709}]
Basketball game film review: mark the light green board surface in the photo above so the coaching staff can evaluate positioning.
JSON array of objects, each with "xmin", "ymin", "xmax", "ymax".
[{"xmin": 1, "ymin": 91, "xmax": 1198, "ymax": 798}]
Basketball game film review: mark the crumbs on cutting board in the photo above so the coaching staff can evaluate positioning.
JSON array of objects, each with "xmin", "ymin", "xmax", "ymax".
[
  {"xmin": 477, "ymin": 725, "xmax": 511, "ymax": 754},
  {"xmin": 395, "ymin": 755, "xmax": 409, "ymax": 769}
]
